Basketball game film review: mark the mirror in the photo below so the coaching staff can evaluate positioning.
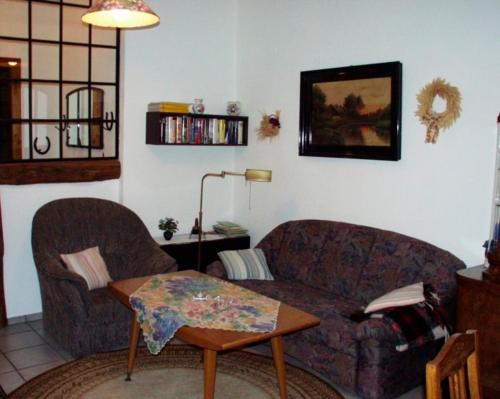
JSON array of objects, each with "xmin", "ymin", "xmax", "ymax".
[{"xmin": 66, "ymin": 87, "xmax": 104, "ymax": 149}]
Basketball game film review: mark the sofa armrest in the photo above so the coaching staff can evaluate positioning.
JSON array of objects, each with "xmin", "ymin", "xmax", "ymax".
[
  {"xmin": 355, "ymin": 317, "xmax": 399, "ymax": 344},
  {"xmin": 39, "ymin": 257, "xmax": 88, "ymax": 286},
  {"xmin": 37, "ymin": 259, "xmax": 94, "ymax": 317},
  {"xmin": 206, "ymin": 260, "xmax": 227, "ymax": 279}
]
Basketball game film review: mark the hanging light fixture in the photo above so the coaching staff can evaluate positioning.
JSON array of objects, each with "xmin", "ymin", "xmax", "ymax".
[{"xmin": 82, "ymin": 0, "xmax": 160, "ymax": 29}]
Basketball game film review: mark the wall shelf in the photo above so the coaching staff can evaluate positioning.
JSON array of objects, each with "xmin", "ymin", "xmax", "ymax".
[{"xmin": 146, "ymin": 112, "xmax": 248, "ymax": 146}]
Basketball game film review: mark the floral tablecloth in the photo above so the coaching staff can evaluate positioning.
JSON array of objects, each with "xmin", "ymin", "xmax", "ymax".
[{"xmin": 129, "ymin": 274, "xmax": 281, "ymax": 354}]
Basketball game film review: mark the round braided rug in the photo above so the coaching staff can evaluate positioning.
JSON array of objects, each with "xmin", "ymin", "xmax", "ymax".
[{"xmin": 10, "ymin": 345, "xmax": 343, "ymax": 399}]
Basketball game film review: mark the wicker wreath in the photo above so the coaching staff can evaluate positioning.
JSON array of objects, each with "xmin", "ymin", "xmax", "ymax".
[{"xmin": 415, "ymin": 78, "xmax": 461, "ymax": 144}]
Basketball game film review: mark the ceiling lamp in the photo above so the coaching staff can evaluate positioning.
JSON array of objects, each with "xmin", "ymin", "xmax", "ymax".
[{"xmin": 82, "ymin": 0, "xmax": 160, "ymax": 29}]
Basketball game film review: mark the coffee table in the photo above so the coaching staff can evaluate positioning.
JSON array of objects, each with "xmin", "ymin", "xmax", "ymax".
[{"xmin": 108, "ymin": 270, "xmax": 320, "ymax": 399}]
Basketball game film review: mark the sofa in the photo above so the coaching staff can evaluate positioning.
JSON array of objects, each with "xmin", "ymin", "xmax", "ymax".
[
  {"xmin": 32, "ymin": 198, "xmax": 178, "ymax": 357},
  {"xmin": 207, "ymin": 220, "xmax": 465, "ymax": 399}
]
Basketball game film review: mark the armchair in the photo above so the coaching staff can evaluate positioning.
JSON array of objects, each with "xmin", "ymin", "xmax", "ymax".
[{"xmin": 32, "ymin": 197, "xmax": 177, "ymax": 357}]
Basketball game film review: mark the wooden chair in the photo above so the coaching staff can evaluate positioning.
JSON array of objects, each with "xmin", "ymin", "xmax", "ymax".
[{"xmin": 426, "ymin": 330, "xmax": 482, "ymax": 399}]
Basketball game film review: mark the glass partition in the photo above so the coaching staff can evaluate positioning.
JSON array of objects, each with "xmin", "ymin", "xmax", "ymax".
[{"xmin": 0, "ymin": 0, "xmax": 120, "ymax": 164}]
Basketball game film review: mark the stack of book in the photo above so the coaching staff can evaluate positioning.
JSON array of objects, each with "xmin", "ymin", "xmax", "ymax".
[
  {"xmin": 159, "ymin": 116, "xmax": 244, "ymax": 145},
  {"xmin": 148, "ymin": 102, "xmax": 190, "ymax": 113},
  {"xmin": 213, "ymin": 221, "xmax": 248, "ymax": 236}
]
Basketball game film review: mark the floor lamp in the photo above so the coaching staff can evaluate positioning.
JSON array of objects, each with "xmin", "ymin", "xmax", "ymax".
[{"xmin": 197, "ymin": 169, "xmax": 272, "ymax": 272}]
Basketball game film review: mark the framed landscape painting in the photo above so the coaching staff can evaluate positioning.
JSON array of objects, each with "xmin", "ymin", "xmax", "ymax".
[{"xmin": 299, "ymin": 61, "xmax": 402, "ymax": 161}]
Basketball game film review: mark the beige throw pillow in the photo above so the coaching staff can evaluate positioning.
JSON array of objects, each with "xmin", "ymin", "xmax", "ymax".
[
  {"xmin": 364, "ymin": 282, "xmax": 425, "ymax": 313},
  {"xmin": 60, "ymin": 246, "xmax": 112, "ymax": 290}
]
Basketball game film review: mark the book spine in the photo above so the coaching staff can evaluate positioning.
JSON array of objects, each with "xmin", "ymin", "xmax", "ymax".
[
  {"xmin": 190, "ymin": 118, "xmax": 196, "ymax": 144},
  {"xmin": 219, "ymin": 120, "xmax": 226, "ymax": 144},
  {"xmin": 212, "ymin": 118, "xmax": 219, "ymax": 144},
  {"xmin": 160, "ymin": 117, "xmax": 166, "ymax": 143},
  {"xmin": 238, "ymin": 121, "xmax": 243, "ymax": 144},
  {"xmin": 176, "ymin": 117, "xmax": 183, "ymax": 143},
  {"xmin": 170, "ymin": 116, "xmax": 177, "ymax": 144},
  {"xmin": 186, "ymin": 117, "xmax": 192, "ymax": 144},
  {"xmin": 195, "ymin": 119, "xmax": 202, "ymax": 144}
]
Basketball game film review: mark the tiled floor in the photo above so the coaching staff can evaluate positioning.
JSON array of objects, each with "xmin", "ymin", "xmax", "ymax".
[
  {"xmin": 0, "ymin": 320, "xmax": 73, "ymax": 394},
  {"xmin": 0, "ymin": 320, "xmax": 424, "ymax": 398}
]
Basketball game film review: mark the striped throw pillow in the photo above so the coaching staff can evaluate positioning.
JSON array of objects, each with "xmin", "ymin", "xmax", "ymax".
[
  {"xmin": 60, "ymin": 246, "xmax": 112, "ymax": 290},
  {"xmin": 218, "ymin": 248, "xmax": 274, "ymax": 280},
  {"xmin": 364, "ymin": 282, "xmax": 425, "ymax": 313}
]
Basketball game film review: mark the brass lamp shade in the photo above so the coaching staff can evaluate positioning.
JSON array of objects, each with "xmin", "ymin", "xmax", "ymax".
[
  {"xmin": 244, "ymin": 169, "xmax": 272, "ymax": 182},
  {"xmin": 82, "ymin": 0, "xmax": 160, "ymax": 28}
]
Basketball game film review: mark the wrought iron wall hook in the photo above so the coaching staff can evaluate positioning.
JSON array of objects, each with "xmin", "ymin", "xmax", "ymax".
[
  {"xmin": 55, "ymin": 114, "xmax": 70, "ymax": 132},
  {"xmin": 103, "ymin": 111, "xmax": 115, "ymax": 131},
  {"xmin": 33, "ymin": 136, "xmax": 51, "ymax": 155}
]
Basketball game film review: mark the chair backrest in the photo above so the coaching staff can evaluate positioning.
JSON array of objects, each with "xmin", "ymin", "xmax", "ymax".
[
  {"xmin": 32, "ymin": 197, "xmax": 171, "ymax": 280},
  {"xmin": 426, "ymin": 330, "xmax": 482, "ymax": 399}
]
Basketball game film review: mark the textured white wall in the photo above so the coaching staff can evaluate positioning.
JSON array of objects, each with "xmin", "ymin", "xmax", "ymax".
[
  {"xmin": 233, "ymin": 0, "xmax": 500, "ymax": 266},
  {"xmin": 121, "ymin": 0, "xmax": 240, "ymax": 238}
]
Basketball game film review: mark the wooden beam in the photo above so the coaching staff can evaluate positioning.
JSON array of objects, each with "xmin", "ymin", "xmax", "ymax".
[
  {"xmin": 0, "ymin": 160, "xmax": 121, "ymax": 185},
  {"xmin": 0, "ymin": 196, "xmax": 6, "ymax": 327}
]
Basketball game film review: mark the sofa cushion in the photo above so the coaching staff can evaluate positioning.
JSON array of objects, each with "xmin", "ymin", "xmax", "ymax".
[
  {"xmin": 258, "ymin": 220, "xmax": 376, "ymax": 298},
  {"xmin": 218, "ymin": 248, "xmax": 273, "ymax": 280},
  {"xmin": 88, "ymin": 287, "xmax": 132, "ymax": 322},
  {"xmin": 364, "ymin": 282, "xmax": 425, "ymax": 313},
  {"xmin": 233, "ymin": 279, "xmax": 362, "ymax": 357},
  {"xmin": 356, "ymin": 231, "xmax": 460, "ymax": 304},
  {"xmin": 60, "ymin": 246, "xmax": 112, "ymax": 290}
]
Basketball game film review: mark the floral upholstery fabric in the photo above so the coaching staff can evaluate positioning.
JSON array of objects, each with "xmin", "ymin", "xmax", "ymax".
[
  {"xmin": 32, "ymin": 198, "xmax": 178, "ymax": 357},
  {"xmin": 207, "ymin": 219, "xmax": 465, "ymax": 399}
]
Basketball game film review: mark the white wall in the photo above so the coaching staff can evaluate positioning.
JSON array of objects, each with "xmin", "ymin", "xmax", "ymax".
[
  {"xmin": 233, "ymin": 0, "xmax": 500, "ymax": 266},
  {"xmin": 121, "ymin": 0, "xmax": 240, "ymax": 235}
]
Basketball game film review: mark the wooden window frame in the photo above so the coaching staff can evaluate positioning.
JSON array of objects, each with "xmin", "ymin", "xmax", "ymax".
[{"xmin": 0, "ymin": 0, "xmax": 121, "ymax": 184}]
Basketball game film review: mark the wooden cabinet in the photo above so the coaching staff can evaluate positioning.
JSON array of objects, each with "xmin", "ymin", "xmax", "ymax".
[
  {"xmin": 456, "ymin": 266, "xmax": 500, "ymax": 399},
  {"xmin": 146, "ymin": 112, "xmax": 248, "ymax": 146},
  {"xmin": 156, "ymin": 233, "xmax": 250, "ymax": 273}
]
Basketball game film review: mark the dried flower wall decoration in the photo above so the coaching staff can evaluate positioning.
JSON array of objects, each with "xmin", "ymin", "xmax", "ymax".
[
  {"xmin": 257, "ymin": 111, "xmax": 281, "ymax": 140},
  {"xmin": 415, "ymin": 78, "xmax": 461, "ymax": 144}
]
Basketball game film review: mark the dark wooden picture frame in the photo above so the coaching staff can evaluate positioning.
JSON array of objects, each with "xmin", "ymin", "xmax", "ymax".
[{"xmin": 299, "ymin": 61, "xmax": 402, "ymax": 161}]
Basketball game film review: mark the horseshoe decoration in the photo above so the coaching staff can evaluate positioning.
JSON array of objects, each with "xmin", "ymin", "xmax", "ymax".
[{"xmin": 33, "ymin": 136, "xmax": 51, "ymax": 155}]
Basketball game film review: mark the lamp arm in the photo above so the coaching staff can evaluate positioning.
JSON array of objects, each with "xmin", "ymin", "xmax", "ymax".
[
  {"xmin": 199, "ymin": 173, "xmax": 225, "ymax": 218},
  {"xmin": 198, "ymin": 172, "xmax": 225, "ymax": 271},
  {"xmin": 221, "ymin": 171, "xmax": 245, "ymax": 178}
]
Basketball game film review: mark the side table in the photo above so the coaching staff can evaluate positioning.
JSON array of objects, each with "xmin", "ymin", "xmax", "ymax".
[
  {"xmin": 156, "ymin": 233, "xmax": 250, "ymax": 273},
  {"xmin": 456, "ymin": 265, "xmax": 500, "ymax": 399}
]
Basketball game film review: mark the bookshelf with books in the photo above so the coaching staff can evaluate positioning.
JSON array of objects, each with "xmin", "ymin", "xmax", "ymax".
[{"xmin": 146, "ymin": 112, "xmax": 248, "ymax": 146}]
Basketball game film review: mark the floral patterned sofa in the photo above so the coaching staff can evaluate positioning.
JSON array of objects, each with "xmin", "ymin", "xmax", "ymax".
[{"xmin": 207, "ymin": 220, "xmax": 465, "ymax": 399}]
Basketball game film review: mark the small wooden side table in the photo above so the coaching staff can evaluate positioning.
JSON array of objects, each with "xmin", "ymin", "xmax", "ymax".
[
  {"xmin": 456, "ymin": 265, "xmax": 500, "ymax": 399},
  {"xmin": 156, "ymin": 233, "xmax": 250, "ymax": 273}
]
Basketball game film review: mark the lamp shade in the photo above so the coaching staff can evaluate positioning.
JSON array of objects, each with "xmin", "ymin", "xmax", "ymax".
[
  {"xmin": 82, "ymin": 0, "xmax": 160, "ymax": 28},
  {"xmin": 245, "ymin": 169, "xmax": 272, "ymax": 182}
]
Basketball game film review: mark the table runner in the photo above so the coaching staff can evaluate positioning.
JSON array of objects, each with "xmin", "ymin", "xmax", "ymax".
[{"xmin": 130, "ymin": 274, "xmax": 280, "ymax": 354}]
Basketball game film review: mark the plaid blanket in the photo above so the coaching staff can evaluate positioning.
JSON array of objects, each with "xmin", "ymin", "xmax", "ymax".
[{"xmin": 352, "ymin": 285, "xmax": 451, "ymax": 352}]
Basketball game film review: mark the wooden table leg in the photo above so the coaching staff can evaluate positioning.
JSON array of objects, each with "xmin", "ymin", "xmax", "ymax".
[
  {"xmin": 125, "ymin": 314, "xmax": 140, "ymax": 381},
  {"xmin": 271, "ymin": 336, "xmax": 288, "ymax": 399},
  {"xmin": 203, "ymin": 349, "xmax": 217, "ymax": 399}
]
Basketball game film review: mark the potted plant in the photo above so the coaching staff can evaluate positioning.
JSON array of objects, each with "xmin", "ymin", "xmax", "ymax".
[{"xmin": 158, "ymin": 217, "xmax": 179, "ymax": 241}]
